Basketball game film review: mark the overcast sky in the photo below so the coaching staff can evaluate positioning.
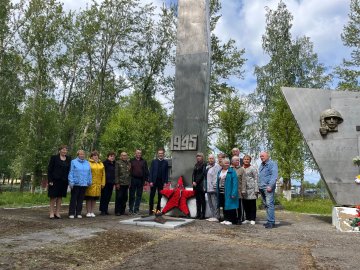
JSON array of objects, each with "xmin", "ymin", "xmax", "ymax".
[{"xmin": 62, "ymin": 0, "xmax": 352, "ymax": 96}]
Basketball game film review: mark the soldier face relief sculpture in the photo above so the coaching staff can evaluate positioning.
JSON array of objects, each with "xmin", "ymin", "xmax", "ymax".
[{"xmin": 319, "ymin": 108, "xmax": 344, "ymax": 136}]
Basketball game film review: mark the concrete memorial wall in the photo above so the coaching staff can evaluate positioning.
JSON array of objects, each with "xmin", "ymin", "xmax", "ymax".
[{"xmin": 282, "ymin": 87, "xmax": 360, "ymax": 205}]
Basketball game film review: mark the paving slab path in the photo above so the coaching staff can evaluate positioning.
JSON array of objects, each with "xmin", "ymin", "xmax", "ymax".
[{"xmin": 0, "ymin": 206, "xmax": 358, "ymax": 270}]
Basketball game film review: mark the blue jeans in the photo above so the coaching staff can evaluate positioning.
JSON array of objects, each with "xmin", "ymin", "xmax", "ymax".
[{"xmin": 260, "ymin": 188, "xmax": 275, "ymax": 224}]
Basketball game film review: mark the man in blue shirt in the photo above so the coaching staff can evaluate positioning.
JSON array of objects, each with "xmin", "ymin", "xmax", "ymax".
[{"xmin": 259, "ymin": 151, "xmax": 278, "ymax": 229}]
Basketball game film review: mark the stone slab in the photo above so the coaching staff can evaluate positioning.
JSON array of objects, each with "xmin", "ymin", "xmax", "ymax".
[
  {"xmin": 119, "ymin": 217, "xmax": 195, "ymax": 229},
  {"xmin": 332, "ymin": 206, "xmax": 360, "ymax": 232},
  {"xmin": 172, "ymin": 0, "xmax": 211, "ymax": 186},
  {"xmin": 282, "ymin": 87, "xmax": 360, "ymax": 205}
]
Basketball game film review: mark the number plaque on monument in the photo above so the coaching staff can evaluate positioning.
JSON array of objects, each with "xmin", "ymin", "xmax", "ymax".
[{"xmin": 170, "ymin": 135, "xmax": 198, "ymax": 151}]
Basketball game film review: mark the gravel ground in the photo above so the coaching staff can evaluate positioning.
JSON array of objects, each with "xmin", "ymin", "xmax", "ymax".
[{"xmin": 0, "ymin": 205, "xmax": 358, "ymax": 270}]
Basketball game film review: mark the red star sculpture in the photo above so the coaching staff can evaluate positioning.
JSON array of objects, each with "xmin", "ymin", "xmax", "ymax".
[{"xmin": 161, "ymin": 176, "xmax": 196, "ymax": 216}]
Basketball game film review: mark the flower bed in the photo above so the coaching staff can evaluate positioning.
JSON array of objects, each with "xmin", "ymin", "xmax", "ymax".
[{"xmin": 349, "ymin": 206, "xmax": 360, "ymax": 231}]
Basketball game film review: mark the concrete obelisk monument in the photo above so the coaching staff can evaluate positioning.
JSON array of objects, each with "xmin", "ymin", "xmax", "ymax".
[{"xmin": 170, "ymin": 0, "xmax": 211, "ymax": 186}]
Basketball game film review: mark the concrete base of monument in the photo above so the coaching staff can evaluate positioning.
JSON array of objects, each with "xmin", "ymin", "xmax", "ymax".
[
  {"xmin": 332, "ymin": 206, "xmax": 360, "ymax": 232},
  {"xmin": 119, "ymin": 216, "xmax": 195, "ymax": 229}
]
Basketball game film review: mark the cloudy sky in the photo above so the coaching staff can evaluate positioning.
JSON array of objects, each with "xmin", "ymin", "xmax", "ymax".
[{"xmin": 62, "ymin": 0, "xmax": 352, "ymax": 95}]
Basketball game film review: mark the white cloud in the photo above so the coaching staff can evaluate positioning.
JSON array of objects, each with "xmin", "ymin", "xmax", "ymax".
[
  {"xmin": 60, "ymin": 0, "xmax": 352, "ymax": 94},
  {"xmin": 213, "ymin": 0, "xmax": 352, "ymax": 93}
]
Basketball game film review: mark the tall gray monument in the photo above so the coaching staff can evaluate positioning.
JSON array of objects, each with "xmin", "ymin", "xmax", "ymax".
[
  {"xmin": 282, "ymin": 87, "xmax": 360, "ymax": 205},
  {"xmin": 170, "ymin": 0, "xmax": 211, "ymax": 186}
]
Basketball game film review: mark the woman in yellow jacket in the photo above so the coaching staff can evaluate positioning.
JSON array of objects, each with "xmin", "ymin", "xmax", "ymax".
[{"xmin": 85, "ymin": 151, "xmax": 105, "ymax": 217}]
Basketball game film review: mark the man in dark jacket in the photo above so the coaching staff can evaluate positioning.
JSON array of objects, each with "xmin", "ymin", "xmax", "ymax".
[
  {"xmin": 99, "ymin": 151, "xmax": 116, "ymax": 215},
  {"xmin": 114, "ymin": 152, "xmax": 131, "ymax": 216},
  {"xmin": 192, "ymin": 153, "xmax": 207, "ymax": 219},
  {"xmin": 129, "ymin": 149, "xmax": 149, "ymax": 214},
  {"xmin": 149, "ymin": 149, "xmax": 169, "ymax": 215}
]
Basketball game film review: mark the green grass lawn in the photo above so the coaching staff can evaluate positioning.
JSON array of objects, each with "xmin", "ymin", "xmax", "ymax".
[
  {"xmin": 0, "ymin": 192, "xmax": 68, "ymax": 207},
  {"xmin": 1, "ymin": 191, "xmax": 333, "ymax": 215},
  {"xmin": 276, "ymin": 196, "xmax": 334, "ymax": 215},
  {"xmin": 0, "ymin": 190, "xmax": 153, "ymax": 208}
]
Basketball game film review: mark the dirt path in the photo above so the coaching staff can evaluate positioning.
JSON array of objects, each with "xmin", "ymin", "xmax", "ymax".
[{"xmin": 0, "ymin": 206, "xmax": 358, "ymax": 269}]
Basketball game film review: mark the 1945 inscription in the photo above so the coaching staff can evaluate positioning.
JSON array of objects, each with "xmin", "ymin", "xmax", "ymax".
[{"xmin": 170, "ymin": 135, "xmax": 198, "ymax": 151}]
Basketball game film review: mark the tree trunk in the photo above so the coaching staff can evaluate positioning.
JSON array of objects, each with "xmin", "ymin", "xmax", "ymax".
[
  {"xmin": 300, "ymin": 172, "xmax": 305, "ymax": 198},
  {"xmin": 0, "ymin": 174, "xmax": 3, "ymax": 193},
  {"xmin": 283, "ymin": 177, "xmax": 292, "ymax": 201},
  {"xmin": 19, "ymin": 173, "xmax": 25, "ymax": 192},
  {"xmin": 31, "ymin": 168, "xmax": 42, "ymax": 194}
]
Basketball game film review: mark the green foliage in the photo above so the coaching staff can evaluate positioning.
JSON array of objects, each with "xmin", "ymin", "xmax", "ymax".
[
  {"xmin": 336, "ymin": 0, "xmax": 360, "ymax": 91},
  {"xmin": 253, "ymin": 1, "xmax": 331, "ymax": 190},
  {"xmin": 125, "ymin": 4, "xmax": 177, "ymax": 105},
  {"xmin": 0, "ymin": 0, "xmax": 176, "ymax": 190},
  {"xmin": 315, "ymin": 179, "xmax": 327, "ymax": 189},
  {"xmin": 13, "ymin": 0, "xmax": 67, "ymax": 188},
  {"xmin": 277, "ymin": 196, "xmax": 333, "ymax": 215},
  {"xmin": 0, "ymin": 0, "xmax": 24, "ymax": 178},
  {"xmin": 268, "ymin": 96, "xmax": 303, "ymax": 186},
  {"xmin": 216, "ymin": 95, "xmax": 250, "ymax": 156},
  {"xmin": 302, "ymin": 180, "xmax": 316, "ymax": 189},
  {"xmin": 208, "ymin": 0, "xmax": 246, "ymax": 138},
  {"xmin": 100, "ymin": 93, "xmax": 172, "ymax": 162}
]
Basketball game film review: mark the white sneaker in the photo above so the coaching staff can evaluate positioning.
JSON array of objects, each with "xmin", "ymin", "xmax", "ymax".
[
  {"xmin": 220, "ymin": 221, "xmax": 227, "ymax": 224},
  {"xmin": 69, "ymin": 215, "xmax": 75, "ymax": 219},
  {"xmin": 86, "ymin": 213, "xmax": 92, "ymax": 218},
  {"xmin": 210, "ymin": 218, "xmax": 219, "ymax": 222},
  {"xmin": 77, "ymin": 215, "xmax": 82, "ymax": 219},
  {"xmin": 224, "ymin": 221, "xmax": 232, "ymax": 225},
  {"xmin": 243, "ymin": 220, "xmax": 250, "ymax": 224},
  {"xmin": 91, "ymin": 213, "xmax": 96, "ymax": 217},
  {"xmin": 250, "ymin": 220, "xmax": 256, "ymax": 225}
]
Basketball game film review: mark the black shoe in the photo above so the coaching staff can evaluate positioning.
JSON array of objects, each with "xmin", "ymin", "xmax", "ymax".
[
  {"xmin": 115, "ymin": 213, "xmax": 121, "ymax": 216},
  {"xmin": 263, "ymin": 222, "xmax": 270, "ymax": 227},
  {"xmin": 264, "ymin": 223, "xmax": 275, "ymax": 229},
  {"xmin": 237, "ymin": 220, "xmax": 242, "ymax": 225},
  {"xmin": 100, "ymin": 212, "xmax": 106, "ymax": 216},
  {"xmin": 54, "ymin": 215, "xmax": 61, "ymax": 219},
  {"xmin": 105, "ymin": 212, "xmax": 110, "ymax": 215},
  {"xmin": 199, "ymin": 216, "xmax": 205, "ymax": 220}
]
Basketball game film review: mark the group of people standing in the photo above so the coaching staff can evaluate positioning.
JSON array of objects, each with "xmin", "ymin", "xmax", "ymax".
[
  {"xmin": 48, "ymin": 147, "xmax": 106, "ymax": 219},
  {"xmin": 47, "ymin": 146, "xmax": 168, "ymax": 219},
  {"xmin": 192, "ymin": 148, "xmax": 278, "ymax": 229},
  {"xmin": 47, "ymin": 145, "xmax": 278, "ymax": 229}
]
